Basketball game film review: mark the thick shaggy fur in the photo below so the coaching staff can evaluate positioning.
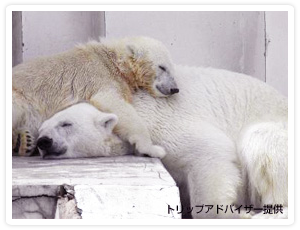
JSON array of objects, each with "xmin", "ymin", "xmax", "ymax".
[
  {"xmin": 12, "ymin": 37, "xmax": 178, "ymax": 158},
  {"xmin": 39, "ymin": 65, "xmax": 288, "ymax": 219},
  {"xmin": 132, "ymin": 66, "xmax": 288, "ymax": 219}
]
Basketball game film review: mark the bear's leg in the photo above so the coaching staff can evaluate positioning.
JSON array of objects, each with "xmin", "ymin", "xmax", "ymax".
[
  {"xmin": 163, "ymin": 123, "xmax": 252, "ymax": 219},
  {"xmin": 90, "ymin": 92, "xmax": 166, "ymax": 159},
  {"xmin": 185, "ymin": 129, "xmax": 252, "ymax": 219},
  {"xmin": 188, "ymin": 162, "xmax": 252, "ymax": 219},
  {"xmin": 237, "ymin": 121, "xmax": 288, "ymax": 219},
  {"xmin": 188, "ymin": 144, "xmax": 252, "ymax": 219}
]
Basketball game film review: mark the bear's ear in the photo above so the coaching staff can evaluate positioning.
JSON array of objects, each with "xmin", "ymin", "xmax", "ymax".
[
  {"xmin": 126, "ymin": 44, "xmax": 144, "ymax": 60},
  {"xmin": 95, "ymin": 113, "xmax": 118, "ymax": 134}
]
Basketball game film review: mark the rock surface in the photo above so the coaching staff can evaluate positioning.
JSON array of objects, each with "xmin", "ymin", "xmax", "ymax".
[{"xmin": 12, "ymin": 156, "xmax": 181, "ymax": 219}]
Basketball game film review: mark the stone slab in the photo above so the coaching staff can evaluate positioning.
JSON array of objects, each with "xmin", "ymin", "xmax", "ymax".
[
  {"xmin": 75, "ymin": 185, "xmax": 180, "ymax": 219},
  {"xmin": 12, "ymin": 196, "xmax": 57, "ymax": 219},
  {"xmin": 12, "ymin": 156, "xmax": 181, "ymax": 219}
]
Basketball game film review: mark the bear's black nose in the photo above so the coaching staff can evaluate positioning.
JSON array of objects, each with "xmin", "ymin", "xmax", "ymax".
[
  {"xmin": 170, "ymin": 88, "xmax": 179, "ymax": 94},
  {"xmin": 37, "ymin": 136, "xmax": 53, "ymax": 150}
]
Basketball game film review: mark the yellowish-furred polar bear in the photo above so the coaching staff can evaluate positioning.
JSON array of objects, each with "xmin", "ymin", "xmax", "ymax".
[
  {"xmin": 39, "ymin": 65, "xmax": 288, "ymax": 219},
  {"xmin": 12, "ymin": 36, "xmax": 179, "ymax": 157}
]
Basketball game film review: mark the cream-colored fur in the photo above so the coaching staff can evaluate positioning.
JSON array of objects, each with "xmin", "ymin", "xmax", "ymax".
[{"xmin": 12, "ymin": 36, "xmax": 178, "ymax": 157}]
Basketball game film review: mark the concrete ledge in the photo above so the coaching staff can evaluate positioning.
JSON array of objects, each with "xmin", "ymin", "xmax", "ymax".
[{"xmin": 12, "ymin": 156, "xmax": 181, "ymax": 219}]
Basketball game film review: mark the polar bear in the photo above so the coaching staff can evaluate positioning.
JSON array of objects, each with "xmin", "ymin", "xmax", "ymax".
[
  {"xmin": 37, "ymin": 65, "xmax": 288, "ymax": 219},
  {"xmin": 38, "ymin": 103, "xmax": 131, "ymax": 158},
  {"xmin": 12, "ymin": 36, "xmax": 179, "ymax": 158}
]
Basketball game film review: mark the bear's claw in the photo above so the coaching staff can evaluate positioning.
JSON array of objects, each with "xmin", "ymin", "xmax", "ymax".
[{"xmin": 13, "ymin": 130, "xmax": 35, "ymax": 156}]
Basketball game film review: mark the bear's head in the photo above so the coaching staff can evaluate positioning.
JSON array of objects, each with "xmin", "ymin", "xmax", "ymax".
[
  {"xmin": 37, "ymin": 103, "xmax": 130, "ymax": 159},
  {"xmin": 104, "ymin": 36, "xmax": 179, "ymax": 97}
]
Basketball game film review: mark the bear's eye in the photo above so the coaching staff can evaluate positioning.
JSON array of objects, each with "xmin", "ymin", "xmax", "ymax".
[
  {"xmin": 61, "ymin": 122, "xmax": 72, "ymax": 128},
  {"xmin": 159, "ymin": 65, "xmax": 166, "ymax": 72}
]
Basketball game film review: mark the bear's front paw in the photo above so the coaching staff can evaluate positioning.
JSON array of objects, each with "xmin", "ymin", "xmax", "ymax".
[
  {"xmin": 13, "ymin": 131, "xmax": 35, "ymax": 156},
  {"xmin": 144, "ymin": 145, "xmax": 167, "ymax": 159}
]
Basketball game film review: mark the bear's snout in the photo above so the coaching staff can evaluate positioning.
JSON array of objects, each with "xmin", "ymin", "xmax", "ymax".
[
  {"xmin": 170, "ymin": 88, "xmax": 179, "ymax": 94},
  {"xmin": 37, "ymin": 136, "xmax": 53, "ymax": 150}
]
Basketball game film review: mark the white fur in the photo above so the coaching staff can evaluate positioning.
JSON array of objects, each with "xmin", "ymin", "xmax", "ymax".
[
  {"xmin": 132, "ymin": 66, "xmax": 288, "ymax": 219},
  {"xmin": 38, "ymin": 103, "xmax": 130, "ymax": 159},
  {"xmin": 40, "ymin": 65, "xmax": 288, "ymax": 219}
]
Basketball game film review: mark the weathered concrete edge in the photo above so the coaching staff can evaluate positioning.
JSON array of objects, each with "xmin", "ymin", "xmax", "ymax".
[{"xmin": 12, "ymin": 184, "xmax": 59, "ymax": 198}]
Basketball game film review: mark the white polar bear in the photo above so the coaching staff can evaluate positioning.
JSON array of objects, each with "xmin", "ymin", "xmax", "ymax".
[
  {"xmin": 38, "ymin": 65, "xmax": 288, "ymax": 219},
  {"xmin": 38, "ymin": 103, "xmax": 131, "ymax": 159}
]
